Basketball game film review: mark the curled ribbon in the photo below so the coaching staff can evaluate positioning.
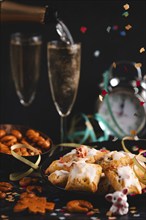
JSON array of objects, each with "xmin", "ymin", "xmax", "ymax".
[
  {"xmin": 10, "ymin": 144, "xmax": 41, "ymax": 181},
  {"xmin": 121, "ymin": 137, "xmax": 146, "ymax": 185}
]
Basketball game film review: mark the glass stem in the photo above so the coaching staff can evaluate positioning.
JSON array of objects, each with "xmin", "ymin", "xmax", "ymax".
[{"xmin": 60, "ymin": 116, "xmax": 67, "ymax": 143}]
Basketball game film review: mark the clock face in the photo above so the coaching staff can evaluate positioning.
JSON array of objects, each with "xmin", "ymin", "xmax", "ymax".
[{"xmin": 98, "ymin": 90, "xmax": 146, "ymax": 136}]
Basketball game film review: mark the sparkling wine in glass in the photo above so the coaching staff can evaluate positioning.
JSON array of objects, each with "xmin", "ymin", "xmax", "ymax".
[
  {"xmin": 10, "ymin": 33, "xmax": 42, "ymax": 107},
  {"xmin": 47, "ymin": 41, "xmax": 81, "ymax": 143}
]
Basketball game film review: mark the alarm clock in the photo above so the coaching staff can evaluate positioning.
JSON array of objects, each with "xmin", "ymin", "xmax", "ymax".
[{"xmin": 95, "ymin": 61, "xmax": 146, "ymax": 139}]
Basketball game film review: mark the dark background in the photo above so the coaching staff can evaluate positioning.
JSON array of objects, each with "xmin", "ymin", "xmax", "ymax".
[{"xmin": 0, "ymin": 0, "xmax": 146, "ymax": 143}]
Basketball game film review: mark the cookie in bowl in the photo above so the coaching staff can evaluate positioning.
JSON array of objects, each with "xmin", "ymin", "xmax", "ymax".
[{"xmin": 0, "ymin": 124, "xmax": 53, "ymax": 173}]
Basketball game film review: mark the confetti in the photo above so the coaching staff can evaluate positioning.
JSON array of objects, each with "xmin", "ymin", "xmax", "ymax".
[
  {"xmin": 90, "ymin": 217, "xmax": 100, "ymax": 220},
  {"xmin": 125, "ymin": 24, "xmax": 132, "ymax": 30},
  {"xmin": 101, "ymin": 90, "xmax": 108, "ymax": 96},
  {"xmin": 139, "ymin": 148, "xmax": 145, "ymax": 153},
  {"xmin": 87, "ymin": 211, "xmax": 95, "ymax": 216},
  {"xmin": 99, "ymin": 95, "xmax": 103, "ymax": 101},
  {"xmin": 132, "ymin": 146, "xmax": 139, "ymax": 151},
  {"xmin": 120, "ymin": 30, "xmax": 126, "ymax": 36},
  {"xmin": 108, "ymin": 217, "xmax": 117, "ymax": 220},
  {"xmin": 64, "ymin": 213, "xmax": 71, "ymax": 216},
  {"xmin": 112, "ymin": 25, "xmax": 119, "ymax": 30},
  {"xmin": 122, "ymin": 11, "xmax": 129, "ymax": 17},
  {"xmin": 136, "ymin": 80, "xmax": 141, "ymax": 87},
  {"xmin": 80, "ymin": 26, "xmax": 87, "ymax": 33},
  {"xmin": 139, "ymin": 47, "xmax": 145, "ymax": 53},
  {"xmin": 55, "ymin": 209, "xmax": 61, "ymax": 212},
  {"xmin": 140, "ymin": 101, "xmax": 145, "ymax": 106},
  {"xmin": 59, "ymin": 217, "xmax": 66, "ymax": 220},
  {"xmin": 106, "ymin": 26, "xmax": 111, "ymax": 33},
  {"xmin": 135, "ymin": 63, "xmax": 142, "ymax": 68},
  {"xmin": 94, "ymin": 50, "xmax": 100, "ymax": 57},
  {"xmin": 50, "ymin": 213, "xmax": 57, "ymax": 216},
  {"xmin": 133, "ymin": 213, "xmax": 140, "ymax": 217},
  {"xmin": 1, "ymin": 215, "xmax": 9, "ymax": 219},
  {"xmin": 130, "ymin": 210, "xmax": 137, "ymax": 214},
  {"xmin": 123, "ymin": 4, "xmax": 130, "ymax": 10},
  {"xmin": 112, "ymin": 62, "xmax": 116, "ymax": 68},
  {"xmin": 130, "ymin": 130, "xmax": 137, "ymax": 136},
  {"xmin": 130, "ymin": 206, "xmax": 137, "ymax": 210}
]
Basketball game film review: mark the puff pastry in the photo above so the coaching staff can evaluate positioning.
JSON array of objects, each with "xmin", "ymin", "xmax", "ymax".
[
  {"xmin": 65, "ymin": 161, "xmax": 102, "ymax": 193},
  {"xmin": 48, "ymin": 170, "xmax": 69, "ymax": 187}
]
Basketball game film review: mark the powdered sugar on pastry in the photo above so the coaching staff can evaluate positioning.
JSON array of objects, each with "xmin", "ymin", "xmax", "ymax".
[
  {"xmin": 65, "ymin": 161, "xmax": 102, "ymax": 192},
  {"xmin": 69, "ymin": 161, "xmax": 97, "ymax": 183},
  {"xmin": 117, "ymin": 165, "xmax": 142, "ymax": 194}
]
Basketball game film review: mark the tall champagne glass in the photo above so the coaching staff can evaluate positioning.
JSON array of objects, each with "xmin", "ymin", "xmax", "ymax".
[
  {"xmin": 47, "ymin": 41, "xmax": 81, "ymax": 143},
  {"xmin": 10, "ymin": 33, "xmax": 42, "ymax": 107}
]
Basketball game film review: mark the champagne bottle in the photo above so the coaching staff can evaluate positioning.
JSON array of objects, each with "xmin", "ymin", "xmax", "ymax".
[{"xmin": 0, "ymin": 0, "xmax": 58, "ymax": 24}]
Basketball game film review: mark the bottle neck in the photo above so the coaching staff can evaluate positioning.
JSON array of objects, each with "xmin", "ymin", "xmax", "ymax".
[{"xmin": 0, "ymin": 1, "xmax": 57, "ymax": 23}]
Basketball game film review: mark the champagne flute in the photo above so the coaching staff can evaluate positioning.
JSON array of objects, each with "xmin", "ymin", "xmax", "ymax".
[
  {"xmin": 10, "ymin": 33, "xmax": 42, "ymax": 107},
  {"xmin": 47, "ymin": 41, "xmax": 81, "ymax": 143}
]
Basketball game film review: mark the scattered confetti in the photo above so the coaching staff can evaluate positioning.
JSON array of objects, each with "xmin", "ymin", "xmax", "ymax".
[
  {"xmin": 94, "ymin": 50, "xmax": 100, "ymax": 57},
  {"xmin": 133, "ymin": 213, "xmax": 140, "ymax": 217},
  {"xmin": 120, "ymin": 30, "xmax": 126, "ymax": 36},
  {"xmin": 123, "ymin": 4, "xmax": 130, "ymax": 10},
  {"xmin": 130, "ymin": 130, "xmax": 137, "ymax": 136},
  {"xmin": 130, "ymin": 210, "xmax": 137, "ymax": 214},
  {"xmin": 64, "ymin": 213, "xmax": 71, "ymax": 216},
  {"xmin": 99, "ymin": 94, "xmax": 103, "ymax": 101},
  {"xmin": 135, "ymin": 63, "xmax": 142, "ymax": 68},
  {"xmin": 55, "ymin": 209, "xmax": 61, "ymax": 212},
  {"xmin": 134, "ymin": 87, "xmax": 139, "ymax": 94},
  {"xmin": 112, "ymin": 137, "xmax": 118, "ymax": 141},
  {"xmin": 87, "ymin": 211, "xmax": 95, "ymax": 216},
  {"xmin": 139, "ymin": 148, "xmax": 145, "ymax": 153},
  {"xmin": 101, "ymin": 90, "xmax": 108, "ymax": 96},
  {"xmin": 122, "ymin": 11, "xmax": 129, "ymax": 17},
  {"xmin": 106, "ymin": 26, "xmax": 111, "ymax": 33},
  {"xmin": 136, "ymin": 80, "xmax": 141, "ymax": 87},
  {"xmin": 80, "ymin": 26, "xmax": 87, "ymax": 33},
  {"xmin": 108, "ymin": 217, "xmax": 117, "ymax": 220},
  {"xmin": 112, "ymin": 25, "xmax": 119, "ymax": 31},
  {"xmin": 139, "ymin": 47, "xmax": 145, "ymax": 53},
  {"xmin": 132, "ymin": 146, "xmax": 139, "ymax": 151},
  {"xmin": 90, "ymin": 217, "xmax": 100, "ymax": 220},
  {"xmin": 1, "ymin": 215, "xmax": 9, "ymax": 219},
  {"xmin": 130, "ymin": 206, "xmax": 137, "ymax": 210},
  {"xmin": 50, "ymin": 213, "xmax": 57, "ymax": 216},
  {"xmin": 125, "ymin": 24, "xmax": 132, "ymax": 30},
  {"xmin": 59, "ymin": 217, "xmax": 66, "ymax": 220},
  {"xmin": 112, "ymin": 62, "xmax": 116, "ymax": 68},
  {"xmin": 140, "ymin": 101, "xmax": 145, "ymax": 106}
]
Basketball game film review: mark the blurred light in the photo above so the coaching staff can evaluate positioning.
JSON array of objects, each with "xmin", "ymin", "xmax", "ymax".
[{"xmin": 110, "ymin": 78, "xmax": 119, "ymax": 87}]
